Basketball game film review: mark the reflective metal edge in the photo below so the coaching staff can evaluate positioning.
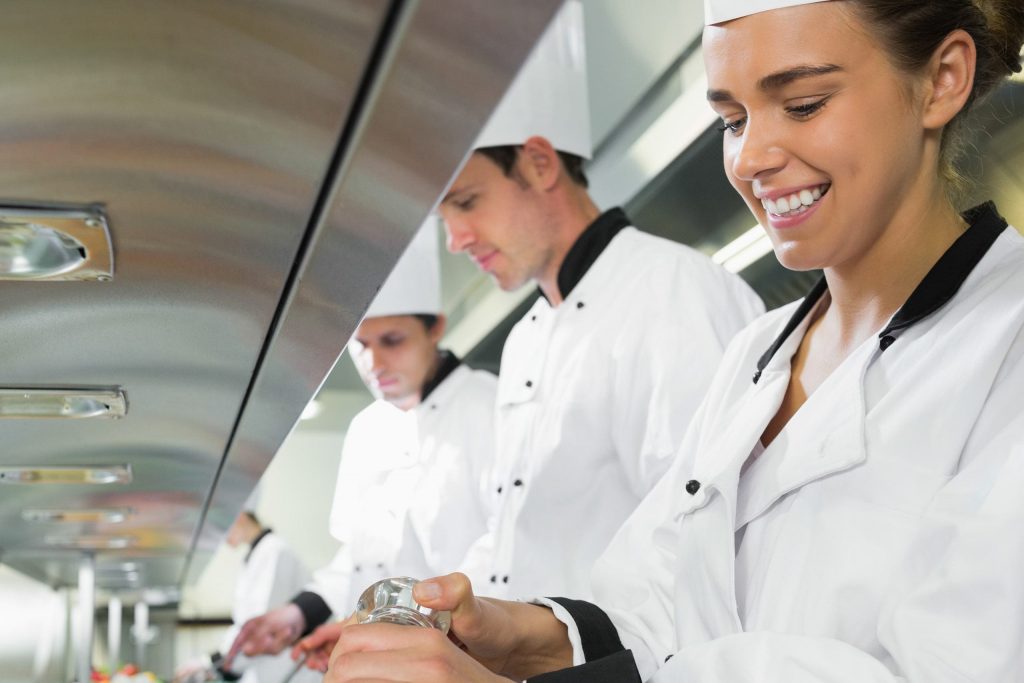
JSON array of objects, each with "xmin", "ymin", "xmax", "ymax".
[{"xmin": 185, "ymin": 0, "xmax": 564, "ymax": 584}]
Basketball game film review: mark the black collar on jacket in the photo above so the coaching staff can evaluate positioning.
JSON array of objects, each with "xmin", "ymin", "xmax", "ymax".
[
  {"xmin": 541, "ymin": 207, "xmax": 631, "ymax": 302},
  {"xmin": 753, "ymin": 201, "xmax": 1008, "ymax": 383},
  {"xmin": 421, "ymin": 349, "xmax": 461, "ymax": 403},
  {"xmin": 244, "ymin": 528, "xmax": 272, "ymax": 564}
]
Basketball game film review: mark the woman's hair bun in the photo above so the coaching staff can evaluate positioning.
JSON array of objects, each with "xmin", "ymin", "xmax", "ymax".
[{"xmin": 974, "ymin": 0, "xmax": 1024, "ymax": 76}]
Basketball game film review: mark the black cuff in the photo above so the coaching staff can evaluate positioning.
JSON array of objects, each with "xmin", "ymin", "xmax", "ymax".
[
  {"xmin": 547, "ymin": 597, "xmax": 626, "ymax": 663},
  {"xmin": 527, "ymin": 650, "xmax": 641, "ymax": 683},
  {"xmin": 209, "ymin": 652, "xmax": 242, "ymax": 681},
  {"xmin": 291, "ymin": 591, "xmax": 332, "ymax": 636}
]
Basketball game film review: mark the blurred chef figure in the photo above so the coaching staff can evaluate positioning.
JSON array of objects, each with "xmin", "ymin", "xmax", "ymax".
[
  {"xmin": 226, "ymin": 219, "xmax": 497, "ymax": 670},
  {"xmin": 174, "ymin": 490, "xmax": 317, "ymax": 683},
  {"xmin": 438, "ymin": 0, "xmax": 764, "ymax": 600}
]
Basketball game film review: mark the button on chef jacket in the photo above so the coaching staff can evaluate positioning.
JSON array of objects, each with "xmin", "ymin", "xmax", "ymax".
[
  {"xmin": 468, "ymin": 208, "xmax": 764, "ymax": 600},
  {"xmin": 531, "ymin": 203, "xmax": 1024, "ymax": 682},
  {"xmin": 220, "ymin": 530, "xmax": 320, "ymax": 683},
  {"xmin": 293, "ymin": 354, "xmax": 497, "ymax": 627}
]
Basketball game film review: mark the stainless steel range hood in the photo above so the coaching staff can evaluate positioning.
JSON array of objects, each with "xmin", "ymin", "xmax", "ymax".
[{"xmin": 0, "ymin": 0, "xmax": 562, "ymax": 602}]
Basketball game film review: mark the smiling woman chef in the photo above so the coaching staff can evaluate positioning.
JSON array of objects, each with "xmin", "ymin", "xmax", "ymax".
[{"xmin": 317, "ymin": 0, "xmax": 1024, "ymax": 681}]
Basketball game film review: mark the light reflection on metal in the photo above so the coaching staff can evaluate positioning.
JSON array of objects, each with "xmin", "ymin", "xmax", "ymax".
[
  {"xmin": 0, "ymin": 206, "xmax": 113, "ymax": 281},
  {"xmin": 45, "ymin": 534, "xmax": 136, "ymax": 549},
  {"xmin": 77, "ymin": 556, "xmax": 96, "ymax": 683},
  {"xmin": 0, "ymin": 465, "xmax": 133, "ymax": 485},
  {"xmin": 0, "ymin": 388, "xmax": 127, "ymax": 419},
  {"xmin": 108, "ymin": 595, "xmax": 122, "ymax": 670},
  {"xmin": 22, "ymin": 507, "xmax": 133, "ymax": 524}
]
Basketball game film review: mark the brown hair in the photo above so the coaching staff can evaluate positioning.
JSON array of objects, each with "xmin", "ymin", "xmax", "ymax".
[
  {"xmin": 850, "ymin": 0, "xmax": 1024, "ymax": 196},
  {"xmin": 476, "ymin": 145, "xmax": 590, "ymax": 189},
  {"xmin": 412, "ymin": 313, "xmax": 440, "ymax": 331}
]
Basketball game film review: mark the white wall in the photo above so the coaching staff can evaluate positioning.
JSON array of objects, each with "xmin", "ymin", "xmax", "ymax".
[{"xmin": 0, "ymin": 566, "xmax": 67, "ymax": 683}]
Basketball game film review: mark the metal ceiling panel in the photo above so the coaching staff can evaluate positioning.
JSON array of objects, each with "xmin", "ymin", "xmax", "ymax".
[
  {"xmin": 0, "ymin": 0, "xmax": 389, "ymax": 589},
  {"xmin": 188, "ymin": 0, "xmax": 565, "ymax": 582}
]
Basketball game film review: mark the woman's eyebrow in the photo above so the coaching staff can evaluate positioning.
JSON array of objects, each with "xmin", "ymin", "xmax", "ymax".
[
  {"xmin": 758, "ymin": 63, "xmax": 842, "ymax": 90},
  {"xmin": 707, "ymin": 63, "xmax": 842, "ymax": 102}
]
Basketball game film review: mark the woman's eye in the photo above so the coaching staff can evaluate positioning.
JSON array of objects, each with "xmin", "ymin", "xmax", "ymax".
[
  {"xmin": 787, "ymin": 97, "xmax": 829, "ymax": 119},
  {"xmin": 716, "ymin": 117, "xmax": 747, "ymax": 135}
]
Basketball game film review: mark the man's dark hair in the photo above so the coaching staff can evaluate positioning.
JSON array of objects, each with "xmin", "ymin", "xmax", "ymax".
[
  {"xmin": 477, "ymin": 145, "xmax": 589, "ymax": 188},
  {"xmin": 413, "ymin": 314, "xmax": 440, "ymax": 331}
]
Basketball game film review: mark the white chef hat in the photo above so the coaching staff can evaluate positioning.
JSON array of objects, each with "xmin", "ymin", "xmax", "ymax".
[
  {"xmin": 473, "ymin": 0, "xmax": 591, "ymax": 158},
  {"xmin": 704, "ymin": 0, "xmax": 834, "ymax": 25},
  {"xmin": 364, "ymin": 217, "xmax": 441, "ymax": 318},
  {"xmin": 242, "ymin": 486, "xmax": 260, "ymax": 515}
]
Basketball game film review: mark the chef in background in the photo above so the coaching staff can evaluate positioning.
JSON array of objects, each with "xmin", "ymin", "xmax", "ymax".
[
  {"xmin": 174, "ymin": 491, "xmax": 317, "ymax": 683},
  {"xmin": 226, "ymin": 219, "xmax": 498, "ymax": 670}
]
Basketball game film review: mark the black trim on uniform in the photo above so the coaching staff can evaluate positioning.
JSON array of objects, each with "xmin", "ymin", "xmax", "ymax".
[
  {"xmin": 546, "ymin": 207, "xmax": 631, "ymax": 302},
  {"xmin": 754, "ymin": 277, "xmax": 827, "ymax": 384},
  {"xmin": 210, "ymin": 652, "xmax": 242, "ymax": 681},
  {"xmin": 421, "ymin": 350, "xmax": 461, "ymax": 402},
  {"xmin": 754, "ymin": 202, "xmax": 1009, "ymax": 382},
  {"xmin": 876, "ymin": 202, "xmax": 1006, "ymax": 343},
  {"xmin": 244, "ymin": 528, "xmax": 272, "ymax": 564},
  {"xmin": 527, "ymin": 651, "xmax": 642, "ymax": 683},
  {"xmin": 547, "ymin": 597, "xmax": 627, "ymax": 663},
  {"xmin": 291, "ymin": 591, "xmax": 332, "ymax": 635}
]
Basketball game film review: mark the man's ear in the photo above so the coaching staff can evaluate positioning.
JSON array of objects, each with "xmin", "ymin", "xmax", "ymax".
[
  {"xmin": 429, "ymin": 314, "xmax": 447, "ymax": 344},
  {"xmin": 518, "ymin": 136, "xmax": 563, "ymax": 191}
]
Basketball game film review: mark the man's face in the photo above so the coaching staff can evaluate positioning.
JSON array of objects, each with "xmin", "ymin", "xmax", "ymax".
[
  {"xmin": 350, "ymin": 315, "xmax": 442, "ymax": 408},
  {"xmin": 225, "ymin": 512, "xmax": 248, "ymax": 548},
  {"xmin": 439, "ymin": 151, "xmax": 556, "ymax": 291}
]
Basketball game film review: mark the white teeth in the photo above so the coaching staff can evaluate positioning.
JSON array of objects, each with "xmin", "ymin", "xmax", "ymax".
[{"xmin": 761, "ymin": 184, "xmax": 829, "ymax": 217}]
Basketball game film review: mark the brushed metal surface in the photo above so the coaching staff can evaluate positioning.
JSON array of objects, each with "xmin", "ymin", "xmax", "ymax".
[
  {"xmin": 189, "ymin": 0, "xmax": 565, "ymax": 580},
  {"xmin": 0, "ymin": 0, "xmax": 388, "ymax": 590}
]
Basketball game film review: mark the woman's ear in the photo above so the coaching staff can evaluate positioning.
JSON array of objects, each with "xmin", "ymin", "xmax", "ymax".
[
  {"xmin": 518, "ymin": 136, "xmax": 563, "ymax": 191},
  {"xmin": 921, "ymin": 28, "xmax": 976, "ymax": 130}
]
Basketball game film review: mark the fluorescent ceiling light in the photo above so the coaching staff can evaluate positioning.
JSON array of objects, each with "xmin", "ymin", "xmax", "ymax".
[
  {"xmin": 711, "ymin": 226, "xmax": 775, "ymax": 273},
  {"xmin": 22, "ymin": 507, "xmax": 133, "ymax": 524},
  {"xmin": 0, "ymin": 388, "xmax": 127, "ymax": 419},
  {"xmin": 44, "ymin": 534, "xmax": 136, "ymax": 550},
  {"xmin": 0, "ymin": 465, "xmax": 132, "ymax": 485},
  {"xmin": 0, "ymin": 207, "xmax": 114, "ymax": 281},
  {"xmin": 300, "ymin": 399, "xmax": 323, "ymax": 421}
]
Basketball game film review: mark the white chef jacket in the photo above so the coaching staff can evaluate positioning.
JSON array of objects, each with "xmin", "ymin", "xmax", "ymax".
[
  {"xmin": 220, "ymin": 532, "xmax": 319, "ymax": 683},
  {"xmin": 305, "ymin": 361, "xmax": 497, "ymax": 618},
  {"xmin": 547, "ymin": 203, "xmax": 1024, "ymax": 682},
  {"xmin": 473, "ymin": 212, "xmax": 764, "ymax": 600}
]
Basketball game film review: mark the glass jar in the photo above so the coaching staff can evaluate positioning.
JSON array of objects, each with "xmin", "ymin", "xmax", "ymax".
[{"xmin": 355, "ymin": 577, "xmax": 451, "ymax": 633}]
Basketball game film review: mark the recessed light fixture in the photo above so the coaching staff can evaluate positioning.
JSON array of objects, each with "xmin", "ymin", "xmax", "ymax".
[
  {"xmin": 0, "ymin": 465, "xmax": 132, "ymax": 485},
  {"xmin": 45, "ymin": 534, "xmax": 136, "ymax": 550},
  {"xmin": 0, "ymin": 206, "xmax": 114, "ymax": 281},
  {"xmin": 22, "ymin": 507, "xmax": 133, "ymax": 524},
  {"xmin": 0, "ymin": 388, "xmax": 127, "ymax": 419}
]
